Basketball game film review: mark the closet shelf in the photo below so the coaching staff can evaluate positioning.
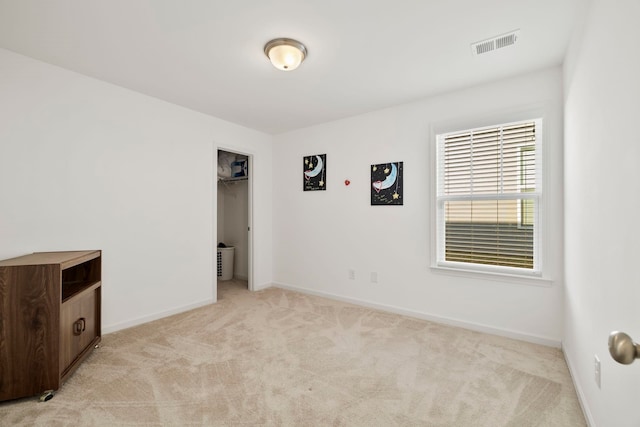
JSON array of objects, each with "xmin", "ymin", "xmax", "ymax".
[{"xmin": 218, "ymin": 176, "xmax": 248, "ymax": 182}]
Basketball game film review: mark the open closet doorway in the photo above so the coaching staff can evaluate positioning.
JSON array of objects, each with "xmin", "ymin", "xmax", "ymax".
[{"xmin": 216, "ymin": 149, "xmax": 253, "ymax": 292}]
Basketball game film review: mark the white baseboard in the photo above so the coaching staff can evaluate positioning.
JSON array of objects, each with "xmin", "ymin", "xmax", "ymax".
[
  {"xmin": 102, "ymin": 298, "xmax": 215, "ymax": 334},
  {"xmin": 272, "ymin": 281, "xmax": 561, "ymax": 348},
  {"xmin": 253, "ymin": 281, "xmax": 272, "ymax": 291},
  {"xmin": 562, "ymin": 342, "xmax": 595, "ymax": 426}
]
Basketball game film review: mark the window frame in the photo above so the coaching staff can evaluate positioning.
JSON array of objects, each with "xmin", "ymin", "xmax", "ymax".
[
  {"xmin": 518, "ymin": 144, "xmax": 535, "ymax": 228},
  {"xmin": 430, "ymin": 115, "xmax": 549, "ymax": 284}
]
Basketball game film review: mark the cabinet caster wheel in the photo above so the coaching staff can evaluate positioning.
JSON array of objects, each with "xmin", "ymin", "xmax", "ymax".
[{"xmin": 39, "ymin": 390, "xmax": 54, "ymax": 402}]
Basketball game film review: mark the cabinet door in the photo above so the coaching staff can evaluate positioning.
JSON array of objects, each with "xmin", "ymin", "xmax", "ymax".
[
  {"xmin": 77, "ymin": 288, "xmax": 98, "ymax": 351},
  {"xmin": 60, "ymin": 287, "xmax": 98, "ymax": 374}
]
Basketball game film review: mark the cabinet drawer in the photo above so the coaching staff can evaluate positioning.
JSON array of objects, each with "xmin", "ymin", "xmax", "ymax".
[{"xmin": 60, "ymin": 285, "xmax": 100, "ymax": 374}]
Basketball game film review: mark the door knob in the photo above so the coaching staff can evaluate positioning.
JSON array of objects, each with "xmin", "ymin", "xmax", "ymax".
[{"xmin": 608, "ymin": 331, "xmax": 640, "ymax": 365}]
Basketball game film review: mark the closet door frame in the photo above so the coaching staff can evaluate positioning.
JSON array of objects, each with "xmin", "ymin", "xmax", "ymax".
[{"xmin": 215, "ymin": 146, "xmax": 254, "ymax": 292}]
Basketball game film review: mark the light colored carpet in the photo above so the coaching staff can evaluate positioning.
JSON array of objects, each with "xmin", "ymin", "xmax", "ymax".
[{"xmin": 0, "ymin": 279, "xmax": 586, "ymax": 426}]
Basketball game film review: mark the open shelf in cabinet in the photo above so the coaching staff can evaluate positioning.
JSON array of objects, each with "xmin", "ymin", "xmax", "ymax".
[{"xmin": 62, "ymin": 255, "xmax": 101, "ymax": 302}]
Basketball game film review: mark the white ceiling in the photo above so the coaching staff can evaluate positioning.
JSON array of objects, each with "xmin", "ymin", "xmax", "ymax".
[{"xmin": 0, "ymin": 0, "xmax": 587, "ymax": 134}]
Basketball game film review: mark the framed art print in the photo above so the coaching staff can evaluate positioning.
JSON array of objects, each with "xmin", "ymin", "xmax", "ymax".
[
  {"xmin": 303, "ymin": 154, "xmax": 326, "ymax": 191},
  {"xmin": 371, "ymin": 161, "xmax": 403, "ymax": 205}
]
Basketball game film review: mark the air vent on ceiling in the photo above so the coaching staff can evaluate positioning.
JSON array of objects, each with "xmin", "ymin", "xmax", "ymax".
[{"xmin": 471, "ymin": 30, "xmax": 520, "ymax": 56}]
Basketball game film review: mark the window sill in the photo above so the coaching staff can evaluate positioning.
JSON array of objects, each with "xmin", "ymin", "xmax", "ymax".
[{"xmin": 430, "ymin": 264, "xmax": 553, "ymax": 287}]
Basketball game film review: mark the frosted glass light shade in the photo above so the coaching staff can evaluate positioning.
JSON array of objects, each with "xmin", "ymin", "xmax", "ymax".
[{"xmin": 264, "ymin": 38, "xmax": 307, "ymax": 71}]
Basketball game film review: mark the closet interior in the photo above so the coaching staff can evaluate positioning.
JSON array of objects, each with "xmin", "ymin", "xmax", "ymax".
[{"xmin": 217, "ymin": 150, "xmax": 249, "ymax": 287}]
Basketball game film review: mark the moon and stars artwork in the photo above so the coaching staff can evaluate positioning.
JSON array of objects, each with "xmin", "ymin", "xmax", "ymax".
[
  {"xmin": 303, "ymin": 154, "xmax": 327, "ymax": 191},
  {"xmin": 371, "ymin": 161, "xmax": 403, "ymax": 205}
]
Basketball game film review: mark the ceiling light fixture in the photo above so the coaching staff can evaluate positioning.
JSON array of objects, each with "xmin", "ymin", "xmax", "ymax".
[{"xmin": 264, "ymin": 38, "xmax": 307, "ymax": 71}]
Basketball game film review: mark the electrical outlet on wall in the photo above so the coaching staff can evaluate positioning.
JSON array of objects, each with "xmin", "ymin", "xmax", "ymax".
[
  {"xmin": 348, "ymin": 269, "xmax": 355, "ymax": 280},
  {"xmin": 370, "ymin": 272, "xmax": 378, "ymax": 283},
  {"xmin": 594, "ymin": 355, "xmax": 601, "ymax": 389}
]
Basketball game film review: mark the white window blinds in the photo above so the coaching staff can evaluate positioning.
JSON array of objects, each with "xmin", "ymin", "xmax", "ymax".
[{"xmin": 436, "ymin": 120, "xmax": 541, "ymax": 272}]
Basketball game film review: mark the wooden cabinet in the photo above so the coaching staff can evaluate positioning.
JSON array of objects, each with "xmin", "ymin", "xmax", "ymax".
[{"xmin": 0, "ymin": 250, "xmax": 101, "ymax": 402}]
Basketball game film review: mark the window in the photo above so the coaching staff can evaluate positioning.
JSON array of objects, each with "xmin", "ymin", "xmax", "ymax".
[{"xmin": 435, "ymin": 119, "xmax": 541, "ymax": 274}]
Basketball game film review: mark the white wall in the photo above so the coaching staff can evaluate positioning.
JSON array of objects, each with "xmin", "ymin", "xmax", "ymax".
[
  {"xmin": 563, "ymin": 1, "xmax": 640, "ymax": 425},
  {"xmin": 0, "ymin": 48, "xmax": 273, "ymax": 332},
  {"xmin": 217, "ymin": 182, "xmax": 226, "ymax": 244},
  {"xmin": 272, "ymin": 67, "xmax": 565, "ymax": 345}
]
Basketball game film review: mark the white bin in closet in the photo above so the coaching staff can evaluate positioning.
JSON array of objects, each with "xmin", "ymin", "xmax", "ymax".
[{"xmin": 217, "ymin": 247, "xmax": 235, "ymax": 281}]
